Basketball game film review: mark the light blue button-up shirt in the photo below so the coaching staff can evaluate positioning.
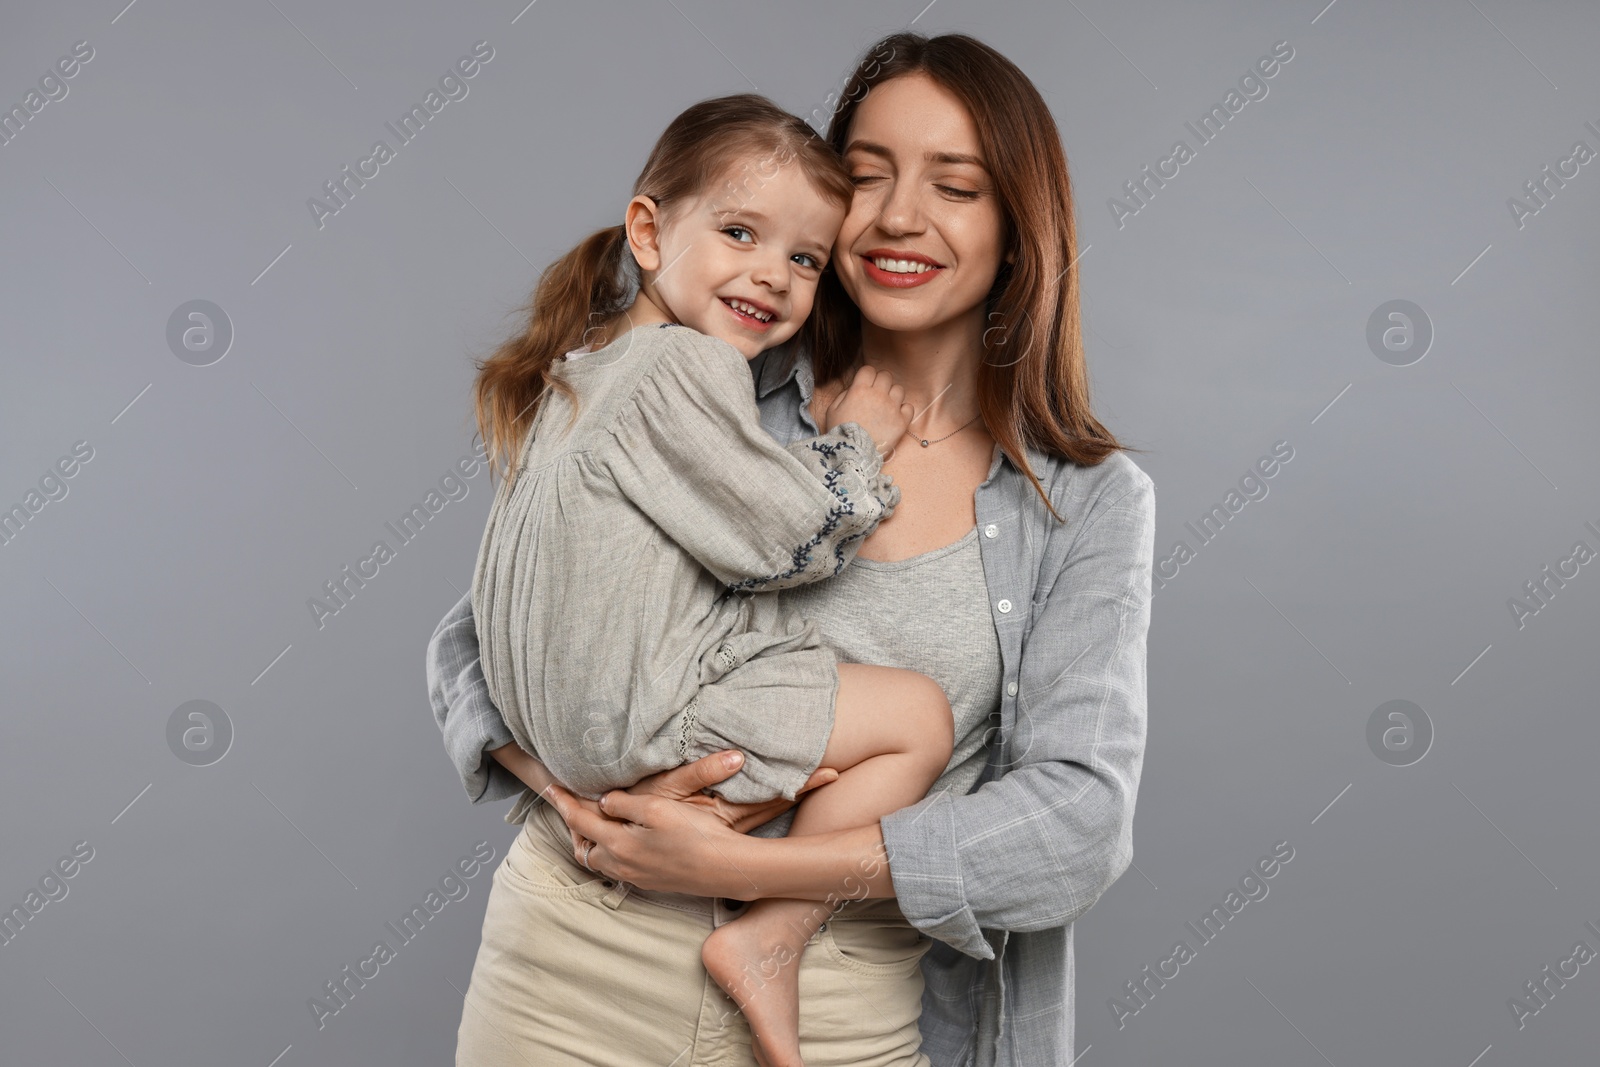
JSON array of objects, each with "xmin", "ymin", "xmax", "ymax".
[{"xmin": 428, "ymin": 337, "xmax": 1155, "ymax": 1067}]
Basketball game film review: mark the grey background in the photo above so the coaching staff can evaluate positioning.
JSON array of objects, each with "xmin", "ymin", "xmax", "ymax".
[{"xmin": 2, "ymin": 0, "xmax": 1596, "ymax": 1064}]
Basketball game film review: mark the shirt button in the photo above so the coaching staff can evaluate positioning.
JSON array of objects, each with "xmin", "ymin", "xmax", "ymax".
[
  {"xmin": 997, "ymin": 599, "xmax": 1012, "ymax": 614},
  {"xmin": 1006, "ymin": 681, "xmax": 1018, "ymax": 697},
  {"xmin": 984, "ymin": 524, "xmax": 998, "ymax": 538}
]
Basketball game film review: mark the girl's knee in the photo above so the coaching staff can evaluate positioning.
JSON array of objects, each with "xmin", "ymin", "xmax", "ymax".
[{"xmin": 912, "ymin": 674, "xmax": 954, "ymax": 763}]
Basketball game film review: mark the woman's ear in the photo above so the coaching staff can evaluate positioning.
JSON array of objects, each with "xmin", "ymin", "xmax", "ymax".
[{"xmin": 624, "ymin": 195, "xmax": 664, "ymax": 272}]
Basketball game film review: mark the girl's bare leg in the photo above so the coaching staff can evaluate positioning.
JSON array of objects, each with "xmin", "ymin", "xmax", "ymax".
[{"xmin": 701, "ymin": 663, "xmax": 952, "ymax": 1067}]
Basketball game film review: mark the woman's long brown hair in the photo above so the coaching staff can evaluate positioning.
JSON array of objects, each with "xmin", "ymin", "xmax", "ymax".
[
  {"xmin": 804, "ymin": 32, "xmax": 1141, "ymax": 522},
  {"xmin": 472, "ymin": 94, "xmax": 853, "ymax": 485}
]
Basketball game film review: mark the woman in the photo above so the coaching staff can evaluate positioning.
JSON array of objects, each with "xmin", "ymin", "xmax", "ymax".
[{"xmin": 428, "ymin": 31, "xmax": 1155, "ymax": 1067}]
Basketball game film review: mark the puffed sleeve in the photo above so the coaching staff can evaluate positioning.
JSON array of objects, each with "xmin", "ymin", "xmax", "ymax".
[{"xmin": 601, "ymin": 327, "xmax": 900, "ymax": 594}]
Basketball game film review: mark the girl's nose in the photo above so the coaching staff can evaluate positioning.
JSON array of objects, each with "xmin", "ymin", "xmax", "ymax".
[{"xmin": 750, "ymin": 255, "xmax": 789, "ymax": 293}]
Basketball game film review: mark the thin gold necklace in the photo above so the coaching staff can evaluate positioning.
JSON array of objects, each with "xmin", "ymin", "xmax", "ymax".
[{"xmin": 908, "ymin": 413, "xmax": 982, "ymax": 447}]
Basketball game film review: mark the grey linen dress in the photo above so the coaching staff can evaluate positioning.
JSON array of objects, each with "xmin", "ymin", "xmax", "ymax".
[{"xmin": 470, "ymin": 323, "xmax": 900, "ymax": 805}]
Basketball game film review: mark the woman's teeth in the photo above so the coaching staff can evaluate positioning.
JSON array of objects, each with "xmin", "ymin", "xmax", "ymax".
[
  {"xmin": 725, "ymin": 298, "xmax": 773, "ymax": 322},
  {"xmin": 872, "ymin": 258, "xmax": 937, "ymax": 274}
]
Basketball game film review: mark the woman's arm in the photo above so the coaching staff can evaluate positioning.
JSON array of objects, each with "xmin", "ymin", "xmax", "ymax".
[
  {"xmin": 426, "ymin": 590, "xmax": 526, "ymax": 803},
  {"xmin": 546, "ymin": 775, "xmax": 897, "ymax": 901},
  {"xmin": 550, "ymin": 471, "xmax": 1156, "ymax": 960}
]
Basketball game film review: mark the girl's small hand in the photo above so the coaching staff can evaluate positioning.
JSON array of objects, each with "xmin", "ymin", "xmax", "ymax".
[{"xmin": 823, "ymin": 365, "xmax": 914, "ymax": 459}]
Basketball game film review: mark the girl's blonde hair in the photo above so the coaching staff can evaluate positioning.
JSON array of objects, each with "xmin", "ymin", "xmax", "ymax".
[{"xmin": 473, "ymin": 94, "xmax": 853, "ymax": 484}]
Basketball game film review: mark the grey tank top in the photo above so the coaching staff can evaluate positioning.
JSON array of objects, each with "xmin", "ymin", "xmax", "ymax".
[{"xmin": 781, "ymin": 524, "xmax": 1003, "ymax": 799}]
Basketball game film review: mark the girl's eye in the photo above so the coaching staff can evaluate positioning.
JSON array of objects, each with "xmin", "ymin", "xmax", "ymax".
[
  {"xmin": 722, "ymin": 226, "xmax": 754, "ymax": 243},
  {"xmin": 938, "ymin": 185, "xmax": 981, "ymax": 200},
  {"xmin": 792, "ymin": 253, "xmax": 822, "ymax": 270},
  {"xmin": 849, "ymin": 173, "xmax": 885, "ymax": 186}
]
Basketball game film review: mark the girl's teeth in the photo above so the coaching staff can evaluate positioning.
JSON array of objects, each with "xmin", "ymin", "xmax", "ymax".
[
  {"xmin": 873, "ymin": 258, "xmax": 934, "ymax": 274},
  {"xmin": 728, "ymin": 299, "xmax": 771, "ymax": 322}
]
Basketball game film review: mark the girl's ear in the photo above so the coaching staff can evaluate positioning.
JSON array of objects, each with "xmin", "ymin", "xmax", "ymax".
[{"xmin": 624, "ymin": 195, "xmax": 664, "ymax": 272}]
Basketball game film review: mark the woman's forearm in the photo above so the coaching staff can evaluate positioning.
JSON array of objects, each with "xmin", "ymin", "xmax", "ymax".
[
  {"xmin": 725, "ymin": 822, "xmax": 898, "ymax": 903},
  {"xmin": 489, "ymin": 741, "xmax": 556, "ymax": 794}
]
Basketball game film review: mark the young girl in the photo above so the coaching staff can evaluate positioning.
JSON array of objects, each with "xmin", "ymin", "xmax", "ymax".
[{"xmin": 469, "ymin": 94, "xmax": 954, "ymax": 1067}]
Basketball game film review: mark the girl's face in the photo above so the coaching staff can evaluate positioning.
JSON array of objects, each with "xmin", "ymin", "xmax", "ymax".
[
  {"xmin": 630, "ymin": 158, "xmax": 846, "ymax": 359},
  {"xmin": 833, "ymin": 73, "xmax": 1009, "ymax": 337}
]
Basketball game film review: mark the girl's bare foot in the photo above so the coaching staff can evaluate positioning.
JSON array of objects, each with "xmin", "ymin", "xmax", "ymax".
[{"xmin": 703, "ymin": 915, "xmax": 809, "ymax": 1067}]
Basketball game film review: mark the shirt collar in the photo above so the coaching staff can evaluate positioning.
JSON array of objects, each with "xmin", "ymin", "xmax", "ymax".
[
  {"xmin": 758, "ymin": 338, "xmax": 1052, "ymax": 485},
  {"xmin": 755, "ymin": 337, "xmax": 807, "ymax": 400}
]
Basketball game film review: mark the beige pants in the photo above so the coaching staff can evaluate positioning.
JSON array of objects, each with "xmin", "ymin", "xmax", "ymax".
[{"xmin": 456, "ymin": 801, "xmax": 933, "ymax": 1066}]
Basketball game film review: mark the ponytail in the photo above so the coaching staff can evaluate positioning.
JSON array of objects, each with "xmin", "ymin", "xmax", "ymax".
[
  {"xmin": 472, "ymin": 224, "xmax": 631, "ymax": 487},
  {"xmin": 471, "ymin": 92, "xmax": 851, "ymax": 490}
]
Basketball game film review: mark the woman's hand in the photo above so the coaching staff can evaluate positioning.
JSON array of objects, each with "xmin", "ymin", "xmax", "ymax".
[
  {"xmin": 541, "ymin": 750, "xmax": 839, "ymax": 896},
  {"xmin": 626, "ymin": 750, "xmax": 838, "ymax": 833}
]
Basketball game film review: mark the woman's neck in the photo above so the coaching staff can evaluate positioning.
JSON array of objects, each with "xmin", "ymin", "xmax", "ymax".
[{"xmin": 854, "ymin": 312, "xmax": 987, "ymax": 423}]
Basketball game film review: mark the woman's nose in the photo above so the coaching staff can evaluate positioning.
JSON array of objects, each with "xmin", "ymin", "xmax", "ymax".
[{"xmin": 875, "ymin": 179, "xmax": 926, "ymax": 236}]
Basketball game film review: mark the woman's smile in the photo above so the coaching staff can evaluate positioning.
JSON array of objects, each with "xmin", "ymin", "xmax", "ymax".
[{"xmin": 860, "ymin": 247, "xmax": 946, "ymax": 288}]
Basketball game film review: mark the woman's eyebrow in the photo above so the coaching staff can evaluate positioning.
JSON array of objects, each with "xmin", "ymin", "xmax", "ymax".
[{"xmin": 844, "ymin": 139, "xmax": 988, "ymax": 171}]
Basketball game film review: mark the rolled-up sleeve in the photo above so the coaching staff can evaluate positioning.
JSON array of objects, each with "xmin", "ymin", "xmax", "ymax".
[
  {"xmin": 603, "ymin": 329, "xmax": 899, "ymax": 594},
  {"xmin": 426, "ymin": 590, "xmax": 526, "ymax": 803},
  {"xmin": 880, "ymin": 476, "xmax": 1155, "ymax": 959}
]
